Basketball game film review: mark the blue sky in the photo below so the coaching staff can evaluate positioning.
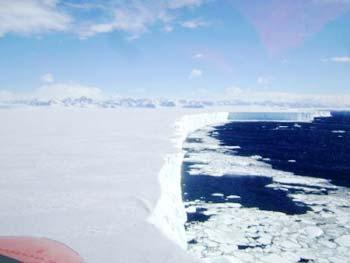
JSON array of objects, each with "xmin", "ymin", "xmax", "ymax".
[{"xmin": 0, "ymin": 0, "xmax": 349, "ymax": 100}]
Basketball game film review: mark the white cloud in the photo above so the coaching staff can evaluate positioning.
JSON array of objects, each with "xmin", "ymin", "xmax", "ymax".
[
  {"xmin": 79, "ymin": 1, "xmax": 206, "ymax": 39},
  {"xmin": 163, "ymin": 25, "xmax": 174, "ymax": 32},
  {"xmin": 35, "ymin": 82, "xmax": 103, "ymax": 100},
  {"xmin": 40, "ymin": 73, "xmax": 54, "ymax": 84},
  {"xmin": 193, "ymin": 53, "xmax": 203, "ymax": 59},
  {"xmin": 168, "ymin": 0, "xmax": 203, "ymax": 9},
  {"xmin": 330, "ymin": 56, "xmax": 350, "ymax": 63},
  {"xmin": 0, "ymin": 77, "xmax": 103, "ymax": 101},
  {"xmin": 0, "ymin": 0, "xmax": 71, "ymax": 37},
  {"xmin": 189, "ymin": 68, "xmax": 202, "ymax": 78},
  {"xmin": 257, "ymin": 76, "xmax": 273, "ymax": 85},
  {"xmin": 79, "ymin": 5, "xmax": 157, "ymax": 39},
  {"xmin": 0, "ymin": 90, "xmax": 18, "ymax": 101},
  {"xmin": 224, "ymin": 86, "xmax": 350, "ymax": 107},
  {"xmin": 225, "ymin": 86, "xmax": 244, "ymax": 96},
  {"xmin": 62, "ymin": 2, "xmax": 107, "ymax": 11},
  {"xmin": 181, "ymin": 18, "xmax": 208, "ymax": 29},
  {"xmin": 0, "ymin": 1, "xmax": 206, "ymax": 39}
]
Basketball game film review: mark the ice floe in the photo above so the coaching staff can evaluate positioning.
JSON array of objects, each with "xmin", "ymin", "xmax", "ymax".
[
  {"xmin": 183, "ymin": 125, "xmax": 350, "ymax": 263},
  {"xmin": 332, "ymin": 130, "xmax": 346, "ymax": 134}
]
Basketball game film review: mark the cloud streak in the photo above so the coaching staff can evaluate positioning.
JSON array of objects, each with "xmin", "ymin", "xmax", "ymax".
[
  {"xmin": 41, "ymin": 73, "xmax": 55, "ymax": 84},
  {"xmin": 0, "ymin": 0, "xmax": 206, "ymax": 39},
  {"xmin": 78, "ymin": 0, "xmax": 206, "ymax": 39},
  {"xmin": 224, "ymin": 86, "xmax": 350, "ymax": 107},
  {"xmin": 189, "ymin": 68, "xmax": 203, "ymax": 78},
  {"xmin": 181, "ymin": 18, "xmax": 208, "ymax": 29},
  {"xmin": 35, "ymin": 82, "xmax": 103, "ymax": 100},
  {"xmin": 168, "ymin": 0, "xmax": 203, "ymax": 9},
  {"xmin": 0, "ymin": 0, "xmax": 71, "ymax": 37},
  {"xmin": 0, "ymin": 77, "xmax": 103, "ymax": 101},
  {"xmin": 331, "ymin": 56, "xmax": 350, "ymax": 62}
]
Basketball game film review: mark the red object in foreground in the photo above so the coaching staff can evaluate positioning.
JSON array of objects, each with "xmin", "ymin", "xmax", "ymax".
[{"xmin": 0, "ymin": 237, "xmax": 85, "ymax": 263}]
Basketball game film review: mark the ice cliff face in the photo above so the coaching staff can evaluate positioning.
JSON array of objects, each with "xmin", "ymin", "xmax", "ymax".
[
  {"xmin": 228, "ymin": 111, "xmax": 331, "ymax": 122},
  {"xmin": 149, "ymin": 112, "xmax": 229, "ymax": 249},
  {"xmin": 149, "ymin": 110, "xmax": 331, "ymax": 251}
]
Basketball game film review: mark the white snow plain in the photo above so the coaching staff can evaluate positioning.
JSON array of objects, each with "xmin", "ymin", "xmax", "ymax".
[
  {"xmin": 0, "ymin": 107, "xmax": 346, "ymax": 263},
  {"xmin": 0, "ymin": 106, "xmax": 232, "ymax": 263},
  {"xmin": 183, "ymin": 115, "xmax": 350, "ymax": 263}
]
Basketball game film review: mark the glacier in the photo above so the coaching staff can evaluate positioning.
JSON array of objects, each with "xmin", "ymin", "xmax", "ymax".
[{"xmin": 0, "ymin": 106, "xmax": 345, "ymax": 263}]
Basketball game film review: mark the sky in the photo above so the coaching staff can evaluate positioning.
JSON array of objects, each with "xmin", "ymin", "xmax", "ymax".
[{"xmin": 0, "ymin": 0, "xmax": 349, "ymax": 101}]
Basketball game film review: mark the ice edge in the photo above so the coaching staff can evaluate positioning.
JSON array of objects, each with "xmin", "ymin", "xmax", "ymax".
[
  {"xmin": 149, "ymin": 112, "xmax": 230, "ymax": 249},
  {"xmin": 148, "ymin": 109, "xmax": 331, "ymax": 250}
]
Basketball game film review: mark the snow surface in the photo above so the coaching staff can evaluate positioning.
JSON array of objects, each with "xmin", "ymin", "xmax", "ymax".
[
  {"xmin": 0, "ymin": 107, "xmax": 203, "ymax": 263},
  {"xmin": 0, "ymin": 106, "xmax": 341, "ymax": 263},
  {"xmin": 0, "ymin": 106, "xmax": 233, "ymax": 263}
]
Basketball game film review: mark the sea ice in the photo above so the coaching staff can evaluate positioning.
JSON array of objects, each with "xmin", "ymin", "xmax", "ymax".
[
  {"xmin": 335, "ymin": 235, "xmax": 350, "ymax": 247},
  {"xmin": 332, "ymin": 130, "xmax": 346, "ymax": 134},
  {"xmin": 226, "ymin": 195, "xmax": 240, "ymax": 199},
  {"xmin": 211, "ymin": 193, "xmax": 225, "ymax": 197},
  {"xmin": 183, "ymin": 120, "xmax": 350, "ymax": 263}
]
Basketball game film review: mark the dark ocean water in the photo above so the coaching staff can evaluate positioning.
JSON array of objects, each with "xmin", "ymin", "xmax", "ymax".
[
  {"xmin": 182, "ymin": 112, "xmax": 350, "ymax": 221},
  {"xmin": 213, "ymin": 111, "xmax": 350, "ymax": 187}
]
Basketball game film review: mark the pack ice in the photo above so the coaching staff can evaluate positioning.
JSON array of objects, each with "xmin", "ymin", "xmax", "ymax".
[{"xmin": 183, "ymin": 111, "xmax": 350, "ymax": 263}]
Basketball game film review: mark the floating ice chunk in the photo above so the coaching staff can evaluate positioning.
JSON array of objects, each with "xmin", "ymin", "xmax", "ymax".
[
  {"xmin": 202, "ymin": 209, "xmax": 218, "ymax": 216},
  {"xmin": 266, "ymin": 184, "xmax": 289, "ymax": 191},
  {"xmin": 205, "ymin": 256, "xmax": 243, "ymax": 263},
  {"xmin": 273, "ymin": 176, "xmax": 331, "ymax": 188},
  {"xmin": 294, "ymin": 124, "xmax": 302, "ymax": 128},
  {"xmin": 227, "ymin": 146, "xmax": 241, "ymax": 150},
  {"xmin": 226, "ymin": 195, "xmax": 240, "ymax": 199},
  {"xmin": 251, "ymin": 155, "xmax": 263, "ymax": 160},
  {"xmin": 279, "ymin": 239, "xmax": 301, "ymax": 249},
  {"xmin": 335, "ymin": 235, "xmax": 350, "ymax": 247},
  {"xmin": 288, "ymin": 160, "xmax": 296, "ymax": 163},
  {"xmin": 261, "ymin": 253, "xmax": 294, "ymax": 263},
  {"xmin": 212, "ymin": 193, "xmax": 224, "ymax": 197},
  {"xmin": 329, "ymin": 256, "xmax": 349, "ymax": 263},
  {"xmin": 275, "ymin": 125, "xmax": 289, "ymax": 130},
  {"xmin": 303, "ymin": 226, "xmax": 324, "ymax": 238},
  {"xmin": 332, "ymin": 130, "xmax": 346, "ymax": 134},
  {"xmin": 186, "ymin": 206, "xmax": 197, "ymax": 213},
  {"xmin": 206, "ymin": 228, "xmax": 248, "ymax": 245}
]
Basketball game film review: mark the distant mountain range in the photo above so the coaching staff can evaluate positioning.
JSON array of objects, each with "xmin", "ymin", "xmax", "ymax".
[{"xmin": 0, "ymin": 96, "xmax": 348, "ymax": 109}]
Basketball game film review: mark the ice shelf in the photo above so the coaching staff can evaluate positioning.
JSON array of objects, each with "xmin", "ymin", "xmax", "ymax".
[
  {"xmin": 228, "ymin": 111, "xmax": 331, "ymax": 122},
  {"xmin": 0, "ymin": 107, "xmax": 336, "ymax": 263}
]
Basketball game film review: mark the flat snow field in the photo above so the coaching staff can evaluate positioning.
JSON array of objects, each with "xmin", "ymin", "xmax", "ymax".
[{"xmin": 0, "ymin": 107, "xmax": 209, "ymax": 263}]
